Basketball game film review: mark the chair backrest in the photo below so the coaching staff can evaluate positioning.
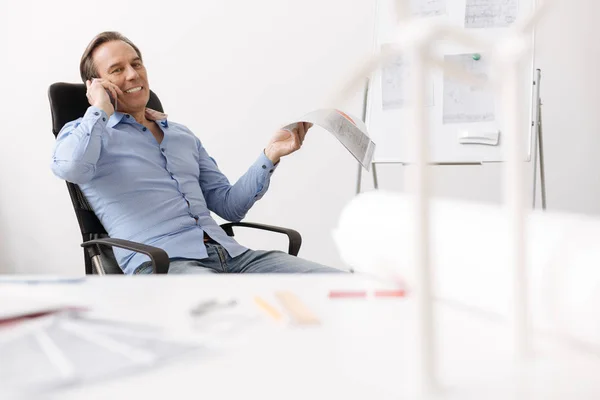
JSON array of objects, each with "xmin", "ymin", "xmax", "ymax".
[
  {"xmin": 49, "ymin": 82, "xmax": 164, "ymax": 136},
  {"xmin": 48, "ymin": 82, "xmax": 164, "ymax": 274}
]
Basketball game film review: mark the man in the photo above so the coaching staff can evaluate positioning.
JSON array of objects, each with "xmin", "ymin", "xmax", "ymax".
[{"xmin": 52, "ymin": 31, "xmax": 342, "ymax": 274}]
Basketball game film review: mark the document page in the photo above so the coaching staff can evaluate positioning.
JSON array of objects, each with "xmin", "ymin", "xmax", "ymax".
[{"xmin": 282, "ymin": 109, "xmax": 376, "ymax": 171}]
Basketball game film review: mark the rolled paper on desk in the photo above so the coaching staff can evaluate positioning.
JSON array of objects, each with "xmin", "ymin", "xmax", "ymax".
[{"xmin": 333, "ymin": 191, "xmax": 600, "ymax": 350}]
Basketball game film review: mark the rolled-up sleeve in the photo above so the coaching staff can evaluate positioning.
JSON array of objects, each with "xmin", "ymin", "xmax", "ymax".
[
  {"xmin": 51, "ymin": 106, "xmax": 108, "ymax": 184},
  {"xmin": 197, "ymin": 139, "xmax": 278, "ymax": 222}
]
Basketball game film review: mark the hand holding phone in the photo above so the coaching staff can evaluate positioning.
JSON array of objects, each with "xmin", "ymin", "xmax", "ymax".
[{"xmin": 85, "ymin": 78, "xmax": 122, "ymax": 116}]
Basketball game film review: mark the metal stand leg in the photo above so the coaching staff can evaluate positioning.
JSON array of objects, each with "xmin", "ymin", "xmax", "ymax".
[
  {"xmin": 532, "ymin": 111, "xmax": 539, "ymax": 207},
  {"xmin": 372, "ymin": 163, "xmax": 379, "ymax": 189},
  {"xmin": 537, "ymin": 99, "xmax": 547, "ymax": 210},
  {"xmin": 356, "ymin": 78, "xmax": 371, "ymax": 195},
  {"xmin": 531, "ymin": 69, "xmax": 547, "ymax": 211},
  {"xmin": 356, "ymin": 163, "xmax": 363, "ymax": 195}
]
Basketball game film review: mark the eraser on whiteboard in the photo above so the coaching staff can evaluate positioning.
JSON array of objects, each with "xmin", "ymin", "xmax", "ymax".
[{"xmin": 458, "ymin": 130, "xmax": 500, "ymax": 146}]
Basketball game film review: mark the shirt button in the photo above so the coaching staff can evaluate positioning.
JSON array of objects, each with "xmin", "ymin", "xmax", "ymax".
[
  {"xmin": 94, "ymin": 112, "xmax": 99, "ymax": 116},
  {"xmin": 161, "ymin": 148, "xmax": 165, "ymax": 152},
  {"xmin": 262, "ymin": 165, "xmax": 267, "ymax": 169},
  {"xmin": 125, "ymin": 115, "xmax": 130, "ymax": 118},
  {"xmin": 102, "ymin": 117, "xmax": 106, "ymax": 121},
  {"xmin": 142, "ymin": 127, "xmax": 147, "ymax": 131},
  {"xmin": 269, "ymin": 169, "xmax": 273, "ymax": 173}
]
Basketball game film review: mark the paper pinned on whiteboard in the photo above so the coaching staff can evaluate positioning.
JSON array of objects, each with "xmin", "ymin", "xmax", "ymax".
[
  {"xmin": 282, "ymin": 109, "xmax": 376, "ymax": 171},
  {"xmin": 443, "ymin": 53, "xmax": 495, "ymax": 124},
  {"xmin": 381, "ymin": 45, "xmax": 434, "ymax": 110},
  {"xmin": 465, "ymin": 0, "xmax": 519, "ymax": 29},
  {"xmin": 411, "ymin": 0, "xmax": 447, "ymax": 17}
]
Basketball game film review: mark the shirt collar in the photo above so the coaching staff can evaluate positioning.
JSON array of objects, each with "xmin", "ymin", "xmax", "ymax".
[
  {"xmin": 107, "ymin": 108, "xmax": 169, "ymax": 128},
  {"xmin": 107, "ymin": 111, "xmax": 127, "ymax": 128}
]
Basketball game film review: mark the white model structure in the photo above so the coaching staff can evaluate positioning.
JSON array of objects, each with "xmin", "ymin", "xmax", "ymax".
[{"xmin": 332, "ymin": 0, "xmax": 600, "ymax": 398}]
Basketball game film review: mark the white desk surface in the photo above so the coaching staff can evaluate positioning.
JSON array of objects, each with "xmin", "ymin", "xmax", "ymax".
[{"xmin": 3, "ymin": 274, "xmax": 600, "ymax": 400}]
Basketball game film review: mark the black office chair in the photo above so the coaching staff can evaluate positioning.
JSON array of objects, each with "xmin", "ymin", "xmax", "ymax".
[{"xmin": 48, "ymin": 82, "xmax": 302, "ymax": 275}]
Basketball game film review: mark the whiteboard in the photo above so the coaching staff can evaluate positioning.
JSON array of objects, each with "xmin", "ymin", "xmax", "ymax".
[{"xmin": 366, "ymin": 0, "xmax": 537, "ymax": 163}]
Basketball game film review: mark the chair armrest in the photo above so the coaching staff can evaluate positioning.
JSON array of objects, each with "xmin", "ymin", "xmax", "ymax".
[
  {"xmin": 220, "ymin": 222, "xmax": 302, "ymax": 256},
  {"xmin": 81, "ymin": 238, "xmax": 170, "ymax": 274}
]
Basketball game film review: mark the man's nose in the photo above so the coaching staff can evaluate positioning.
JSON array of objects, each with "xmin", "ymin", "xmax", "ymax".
[{"xmin": 125, "ymin": 65, "xmax": 140, "ymax": 80}]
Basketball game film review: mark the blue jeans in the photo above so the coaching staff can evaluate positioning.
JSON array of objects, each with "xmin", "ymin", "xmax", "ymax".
[{"xmin": 134, "ymin": 242, "xmax": 344, "ymax": 274}]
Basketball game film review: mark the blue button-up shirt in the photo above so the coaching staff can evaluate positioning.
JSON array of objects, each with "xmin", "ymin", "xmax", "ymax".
[{"xmin": 51, "ymin": 106, "xmax": 277, "ymax": 274}]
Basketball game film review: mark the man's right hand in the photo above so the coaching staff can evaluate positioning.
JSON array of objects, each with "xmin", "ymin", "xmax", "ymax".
[{"xmin": 85, "ymin": 78, "xmax": 123, "ymax": 116}]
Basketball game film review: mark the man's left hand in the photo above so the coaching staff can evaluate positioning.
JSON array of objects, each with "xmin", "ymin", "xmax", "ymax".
[{"xmin": 264, "ymin": 122, "xmax": 313, "ymax": 164}]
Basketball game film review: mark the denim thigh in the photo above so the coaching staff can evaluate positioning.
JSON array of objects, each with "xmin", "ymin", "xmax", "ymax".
[{"xmin": 226, "ymin": 249, "xmax": 345, "ymax": 273}]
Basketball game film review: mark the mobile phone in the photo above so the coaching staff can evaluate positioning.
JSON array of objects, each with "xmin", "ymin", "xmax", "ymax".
[{"xmin": 105, "ymin": 89, "xmax": 118, "ymax": 111}]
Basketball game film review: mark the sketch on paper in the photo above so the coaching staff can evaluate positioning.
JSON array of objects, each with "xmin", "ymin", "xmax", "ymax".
[
  {"xmin": 382, "ymin": 54, "xmax": 411, "ymax": 109},
  {"xmin": 465, "ymin": 0, "xmax": 519, "ymax": 28},
  {"xmin": 281, "ymin": 109, "xmax": 376, "ymax": 170},
  {"xmin": 443, "ymin": 54, "xmax": 495, "ymax": 124},
  {"xmin": 381, "ymin": 45, "xmax": 434, "ymax": 110},
  {"xmin": 411, "ymin": 0, "xmax": 446, "ymax": 17},
  {"xmin": 410, "ymin": 0, "xmax": 446, "ymax": 17}
]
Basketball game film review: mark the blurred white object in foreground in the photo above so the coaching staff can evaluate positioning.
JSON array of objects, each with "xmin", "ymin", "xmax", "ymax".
[{"xmin": 333, "ymin": 191, "xmax": 600, "ymax": 350}]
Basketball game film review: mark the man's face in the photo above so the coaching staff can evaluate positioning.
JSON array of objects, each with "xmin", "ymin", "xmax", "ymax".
[{"xmin": 92, "ymin": 40, "xmax": 150, "ymax": 114}]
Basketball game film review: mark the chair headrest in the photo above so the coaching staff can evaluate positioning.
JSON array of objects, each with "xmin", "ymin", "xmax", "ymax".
[{"xmin": 48, "ymin": 82, "xmax": 164, "ymax": 137}]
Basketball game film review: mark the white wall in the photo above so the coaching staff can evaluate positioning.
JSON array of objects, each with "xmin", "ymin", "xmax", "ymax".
[
  {"xmin": 0, "ymin": 0, "xmax": 375, "ymax": 274},
  {"xmin": 534, "ymin": 0, "xmax": 600, "ymax": 214},
  {"xmin": 360, "ymin": 0, "xmax": 600, "ymax": 212},
  {"xmin": 0, "ymin": 0, "xmax": 598, "ymax": 274}
]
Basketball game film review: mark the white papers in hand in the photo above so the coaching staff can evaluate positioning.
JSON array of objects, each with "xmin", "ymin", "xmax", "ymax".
[{"xmin": 282, "ymin": 109, "xmax": 376, "ymax": 171}]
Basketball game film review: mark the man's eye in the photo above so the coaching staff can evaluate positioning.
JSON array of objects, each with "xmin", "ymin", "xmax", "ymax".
[
  {"xmin": 133, "ymin": 63, "xmax": 142, "ymax": 68},
  {"xmin": 111, "ymin": 68, "xmax": 123, "ymax": 74}
]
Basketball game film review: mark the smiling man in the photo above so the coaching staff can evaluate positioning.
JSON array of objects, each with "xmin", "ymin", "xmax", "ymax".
[{"xmin": 51, "ymin": 31, "xmax": 342, "ymax": 274}]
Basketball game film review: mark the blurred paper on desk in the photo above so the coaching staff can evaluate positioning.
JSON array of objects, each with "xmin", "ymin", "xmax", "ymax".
[
  {"xmin": 0, "ymin": 312, "xmax": 199, "ymax": 397},
  {"xmin": 0, "ymin": 288, "xmax": 83, "ymax": 324}
]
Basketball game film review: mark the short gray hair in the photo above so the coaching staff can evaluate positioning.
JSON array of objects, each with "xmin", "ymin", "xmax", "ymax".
[{"xmin": 79, "ymin": 31, "xmax": 143, "ymax": 82}]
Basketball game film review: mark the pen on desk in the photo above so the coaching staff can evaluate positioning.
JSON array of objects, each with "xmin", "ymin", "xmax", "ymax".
[
  {"xmin": 275, "ymin": 291, "xmax": 320, "ymax": 325},
  {"xmin": 328, "ymin": 290, "xmax": 368, "ymax": 299},
  {"xmin": 328, "ymin": 289, "xmax": 406, "ymax": 299},
  {"xmin": 253, "ymin": 296, "xmax": 283, "ymax": 321},
  {"xmin": 190, "ymin": 299, "xmax": 237, "ymax": 316},
  {"xmin": 190, "ymin": 299, "xmax": 218, "ymax": 316},
  {"xmin": 373, "ymin": 289, "xmax": 406, "ymax": 298}
]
